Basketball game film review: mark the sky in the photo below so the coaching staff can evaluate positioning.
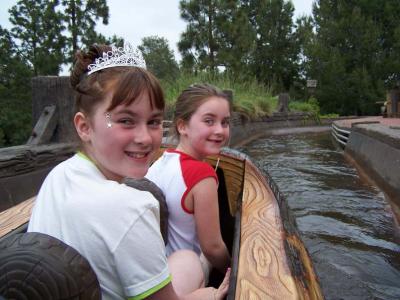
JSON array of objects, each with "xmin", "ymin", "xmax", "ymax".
[{"xmin": 0, "ymin": 0, "xmax": 313, "ymax": 63}]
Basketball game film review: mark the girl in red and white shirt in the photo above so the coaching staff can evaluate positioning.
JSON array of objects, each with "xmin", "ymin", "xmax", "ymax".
[{"xmin": 147, "ymin": 83, "xmax": 232, "ymax": 281}]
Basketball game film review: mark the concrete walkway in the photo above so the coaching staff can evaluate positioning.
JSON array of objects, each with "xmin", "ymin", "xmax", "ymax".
[
  {"xmin": 336, "ymin": 116, "xmax": 400, "ymax": 222},
  {"xmin": 334, "ymin": 116, "xmax": 400, "ymax": 129}
]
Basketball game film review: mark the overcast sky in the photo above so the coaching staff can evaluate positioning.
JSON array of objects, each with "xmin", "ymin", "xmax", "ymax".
[{"xmin": 0, "ymin": 0, "xmax": 313, "ymax": 62}]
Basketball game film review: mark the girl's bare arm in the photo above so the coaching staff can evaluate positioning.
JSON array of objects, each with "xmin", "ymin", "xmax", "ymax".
[{"xmin": 191, "ymin": 178, "xmax": 231, "ymax": 273}]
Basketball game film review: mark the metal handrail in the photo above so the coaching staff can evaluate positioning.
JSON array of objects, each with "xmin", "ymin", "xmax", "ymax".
[
  {"xmin": 331, "ymin": 123, "xmax": 350, "ymax": 147},
  {"xmin": 332, "ymin": 123, "xmax": 350, "ymax": 135},
  {"xmin": 331, "ymin": 130, "xmax": 347, "ymax": 146}
]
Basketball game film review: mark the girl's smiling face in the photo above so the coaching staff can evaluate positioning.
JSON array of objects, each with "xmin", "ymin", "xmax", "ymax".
[
  {"xmin": 177, "ymin": 96, "xmax": 230, "ymax": 160},
  {"xmin": 76, "ymin": 91, "xmax": 163, "ymax": 182}
]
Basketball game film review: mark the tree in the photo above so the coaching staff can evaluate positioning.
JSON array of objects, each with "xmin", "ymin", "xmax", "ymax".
[
  {"xmin": 9, "ymin": 0, "xmax": 66, "ymax": 76},
  {"xmin": 178, "ymin": 0, "xmax": 220, "ymax": 73},
  {"xmin": 0, "ymin": 26, "xmax": 33, "ymax": 146},
  {"xmin": 295, "ymin": 15, "xmax": 314, "ymax": 77},
  {"xmin": 61, "ymin": 0, "xmax": 109, "ymax": 63},
  {"xmin": 214, "ymin": 0, "xmax": 256, "ymax": 78},
  {"xmin": 178, "ymin": 0, "xmax": 257, "ymax": 78},
  {"xmin": 309, "ymin": 0, "xmax": 395, "ymax": 115},
  {"xmin": 245, "ymin": 0, "xmax": 299, "ymax": 92},
  {"xmin": 96, "ymin": 34, "xmax": 124, "ymax": 47},
  {"xmin": 293, "ymin": 15, "xmax": 315, "ymax": 99},
  {"xmin": 139, "ymin": 36, "xmax": 179, "ymax": 82}
]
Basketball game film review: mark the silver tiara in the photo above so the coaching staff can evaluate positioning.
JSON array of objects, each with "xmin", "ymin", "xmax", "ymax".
[{"xmin": 87, "ymin": 42, "xmax": 146, "ymax": 75}]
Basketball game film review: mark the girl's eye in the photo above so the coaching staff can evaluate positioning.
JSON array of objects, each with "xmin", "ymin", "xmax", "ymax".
[
  {"xmin": 148, "ymin": 119, "xmax": 162, "ymax": 128},
  {"xmin": 204, "ymin": 119, "xmax": 214, "ymax": 125},
  {"xmin": 118, "ymin": 118, "xmax": 135, "ymax": 127}
]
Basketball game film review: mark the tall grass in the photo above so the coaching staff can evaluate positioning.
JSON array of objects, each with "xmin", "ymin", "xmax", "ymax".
[
  {"xmin": 289, "ymin": 97, "xmax": 320, "ymax": 115},
  {"xmin": 160, "ymin": 72, "xmax": 276, "ymax": 119},
  {"xmin": 161, "ymin": 72, "xmax": 324, "ymax": 120}
]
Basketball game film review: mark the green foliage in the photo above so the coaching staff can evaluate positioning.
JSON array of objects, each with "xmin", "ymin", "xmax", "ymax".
[
  {"xmin": 212, "ymin": 1, "xmax": 256, "ymax": 77},
  {"xmin": 320, "ymin": 113, "xmax": 339, "ymax": 119},
  {"xmin": 61, "ymin": 0, "xmax": 110, "ymax": 64},
  {"xmin": 229, "ymin": 79, "xmax": 274, "ymax": 119},
  {"xmin": 307, "ymin": 0, "xmax": 400, "ymax": 115},
  {"xmin": 0, "ymin": 26, "xmax": 32, "ymax": 146},
  {"xmin": 179, "ymin": 0, "xmax": 300, "ymax": 92},
  {"xmin": 161, "ymin": 72, "xmax": 274, "ymax": 119},
  {"xmin": 1, "ymin": 0, "xmax": 114, "ymax": 147},
  {"xmin": 139, "ymin": 36, "xmax": 179, "ymax": 82},
  {"xmin": 289, "ymin": 97, "xmax": 320, "ymax": 115},
  {"xmin": 289, "ymin": 97, "xmax": 321, "ymax": 124},
  {"xmin": 178, "ymin": 0, "xmax": 219, "ymax": 72},
  {"xmin": 7, "ymin": 0, "xmax": 115, "ymax": 73},
  {"xmin": 9, "ymin": 0, "xmax": 66, "ymax": 76},
  {"xmin": 246, "ymin": 0, "xmax": 299, "ymax": 92}
]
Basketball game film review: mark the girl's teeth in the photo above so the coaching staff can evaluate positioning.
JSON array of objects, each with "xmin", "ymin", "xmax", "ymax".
[{"xmin": 127, "ymin": 152, "xmax": 146, "ymax": 158}]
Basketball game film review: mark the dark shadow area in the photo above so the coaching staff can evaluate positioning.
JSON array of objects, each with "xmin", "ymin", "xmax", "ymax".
[{"xmin": 207, "ymin": 167, "xmax": 236, "ymax": 292}]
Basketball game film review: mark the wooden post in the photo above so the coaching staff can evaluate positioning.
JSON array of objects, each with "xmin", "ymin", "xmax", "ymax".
[
  {"xmin": 389, "ymin": 87, "xmax": 399, "ymax": 117},
  {"xmin": 277, "ymin": 93, "xmax": 290, "ymax": 113},
  {"xmin": 31, "ymin": 76, "xmax": 78, "ymax": 143}
]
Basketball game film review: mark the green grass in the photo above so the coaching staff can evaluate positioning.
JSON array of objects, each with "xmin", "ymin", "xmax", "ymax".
[
  {"xmin": 161, "ymin": 73, "xmax": 326, "ymax": 120},
  {"xmin": 320, "ymin": 113, "xmax": 340, "ymax": 118},
  {"xmin": 289, "ymin": 97, "xmax": 320, "ymax": 115},
  {"xmin": 161, "ymin": 72, "xmax": 275, "ymax": 119}
]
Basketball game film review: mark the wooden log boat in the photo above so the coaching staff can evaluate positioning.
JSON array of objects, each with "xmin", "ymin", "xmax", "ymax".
[{"xmin": 0, "ymin": 147, "xmax": 323, "ymax": 299}]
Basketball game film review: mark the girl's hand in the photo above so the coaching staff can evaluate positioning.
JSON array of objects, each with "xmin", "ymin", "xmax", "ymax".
[{"xmin": 214, "ymin": 268, "xmax": 231, "ymax": 300}]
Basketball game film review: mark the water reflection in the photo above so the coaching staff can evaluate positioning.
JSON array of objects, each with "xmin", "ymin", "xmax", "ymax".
[{"xmin": 238, "ymin": 132, "xmax": 400, "ymax": 300}]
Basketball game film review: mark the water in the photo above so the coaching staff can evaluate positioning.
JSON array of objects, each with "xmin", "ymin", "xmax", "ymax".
[{"xmin": 238, "ymin": 132, "xmax": 400, "ymax": 300}]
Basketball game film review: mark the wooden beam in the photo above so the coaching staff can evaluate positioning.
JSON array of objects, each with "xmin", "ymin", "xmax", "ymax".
[
  {"xmin": 27, "ymin": 105, "xmax": 57, "ymax": 144},
  {"xmin": 0, "ymin": 197, "xmax": 35, "ymax": 239}
]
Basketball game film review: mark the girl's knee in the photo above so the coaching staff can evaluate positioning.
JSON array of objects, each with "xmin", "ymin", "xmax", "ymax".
[
  {"xmin": 168, "ymin": 250, "xmax": 203, "ymax": 274},
  {"xmin": 168, "ymin": 250, "xmax": 205, "ymax": 293}
]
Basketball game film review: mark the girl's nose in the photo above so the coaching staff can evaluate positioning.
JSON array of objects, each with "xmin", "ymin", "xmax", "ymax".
[
  {"xmin": 214, "ymin": 122, "xmax": 224, "ymax": 134},
  {"xmin": 133, "ymin": 125, "xmax": 152, "ymax": 145}
]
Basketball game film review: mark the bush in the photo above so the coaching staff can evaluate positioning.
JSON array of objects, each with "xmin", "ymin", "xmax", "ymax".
[{"xmin": 289, "ymin": 97, "xmax": 320, "ymax": 115}]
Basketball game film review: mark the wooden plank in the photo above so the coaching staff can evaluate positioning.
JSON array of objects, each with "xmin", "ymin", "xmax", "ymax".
[
  {"xmin": 27, "ymin": 104, "xmax": 58, "ymax": 145},
  {"xmin": 207, "ymin": 153, "xmax": 245, "ymax": 216},
  {"xmin": 235, "ymin": 160, "xmax": 298, "ymax": 300},
  {"xmin": 0, "ymin": 197, "xmax": 35, "ymax": 238}
]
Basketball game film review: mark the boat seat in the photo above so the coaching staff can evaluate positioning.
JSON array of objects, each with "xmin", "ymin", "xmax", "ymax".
[
  {"xmin": 123, "ymin": 177, "xmax": 169, "ymax": 244},
  {"xmin": 0, "ymin": 232, "xmax": 100, "ymax": 300}
]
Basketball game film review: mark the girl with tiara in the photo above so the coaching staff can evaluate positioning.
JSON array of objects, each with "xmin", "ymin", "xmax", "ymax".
[{"xmin": 28, "ymin": 43, "xmax": 229, "ymax": 300}]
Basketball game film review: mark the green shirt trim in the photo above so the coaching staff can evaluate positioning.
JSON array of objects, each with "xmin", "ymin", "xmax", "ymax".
[
  {"xmin": 127, "ymin": 275, "xmax": 172, "ymax": 300},
  {"xmin": 77, "ymin": 151, "xmax": 92, "ymax": 162}
]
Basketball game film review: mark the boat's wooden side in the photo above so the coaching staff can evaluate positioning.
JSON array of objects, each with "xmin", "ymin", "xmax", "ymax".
[
  {"xmin": 206, "ymin": 153, "xmax": 245, "ymax": 216},
  {"xmin": 0, "ymin": 148, "xmax": 323, "ymax": 299},
  {"xmin": 208, "ymin": 150, "xmax": 323, "ymax": 300},
  {"xmin": 0, "ymin": 196, "xmax": 34, "ymax": 239},
  {"xmin": 237, "ymin": 159, "xmax": 298, "ymax": 299}
]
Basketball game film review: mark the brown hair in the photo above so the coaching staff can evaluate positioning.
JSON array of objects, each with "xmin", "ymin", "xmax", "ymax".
[
  {"xmin": 70, "ymin": 44, "xmax": 165, "ymax": 118},
  {"xmin": 172, "ymin": 83, "xmax": 231, "ymax": 138}
]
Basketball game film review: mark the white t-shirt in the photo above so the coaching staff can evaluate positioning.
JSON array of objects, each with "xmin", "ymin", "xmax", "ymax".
[{"xmin": 28, "ymin": 153, "xmax": 170, "ymax": 300}]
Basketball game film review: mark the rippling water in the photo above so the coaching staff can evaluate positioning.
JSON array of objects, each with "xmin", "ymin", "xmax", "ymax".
[{"xmin": 238, "ymin": 132, "xmax": 400, "ymax": 300}]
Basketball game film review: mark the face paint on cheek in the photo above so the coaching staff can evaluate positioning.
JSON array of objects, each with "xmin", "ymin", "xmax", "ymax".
[{"xmin": 105, "ymin": 112, "xmax": 113, "ymax": 128}]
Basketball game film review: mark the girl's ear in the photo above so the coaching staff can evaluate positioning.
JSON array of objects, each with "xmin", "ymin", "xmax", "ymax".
[
  {"xmin": 176, "ymin": 119, "xmax": 187, "ymax": 136},
  {"xmin": 74, "ymin": 112, "xmax": 91, "ymax": 142}
]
